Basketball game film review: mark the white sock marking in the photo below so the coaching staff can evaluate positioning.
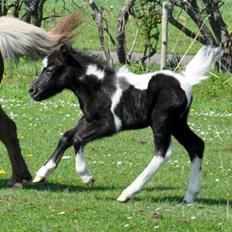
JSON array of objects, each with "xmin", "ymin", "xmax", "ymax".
[
  {"xmin": 36, "ymin": 159, "xmax": 56, "ymax": 178},
  {"xmin": 75, "ymin": 146, "xmax": 93, "ymax": 184},
  {"xmin": 120, "ymin": 145, "xmax": 172, "ymax": 199},
  {"xmin": 184, "ymin": 157, "xmax": 202, "ymax": 203}
]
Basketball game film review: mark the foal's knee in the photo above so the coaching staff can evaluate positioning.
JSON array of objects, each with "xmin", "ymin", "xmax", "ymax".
[
  {"xmin": 73, "ymin": 134, "xmax": 84, "ymax": 148},
  {"xmin": 59, "ymin": 131, "xmax": 74, "ymax": 147}
]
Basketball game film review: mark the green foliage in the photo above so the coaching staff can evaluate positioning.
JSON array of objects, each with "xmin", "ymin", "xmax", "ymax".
[{"xmin": 130, "ymin": 0, "xmax": 162, "ymax": 56}]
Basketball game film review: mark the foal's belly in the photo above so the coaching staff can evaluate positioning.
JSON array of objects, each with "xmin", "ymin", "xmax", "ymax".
[{"xmin": 115, "ymin": 88, "xmax": 149, "ymax": 129}]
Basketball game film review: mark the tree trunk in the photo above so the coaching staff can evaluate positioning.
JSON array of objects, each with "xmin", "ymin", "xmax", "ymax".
[
  {"xmin": 116, "ymin": 0, "xmax": 134, "ymax": 64},
  {"xmin": 168, "ymin": 0, "xmax": 232, "ymax": 72},
  {"xmin": 22, "ymin": 0, "xmax": 46, "ymax": 26}
]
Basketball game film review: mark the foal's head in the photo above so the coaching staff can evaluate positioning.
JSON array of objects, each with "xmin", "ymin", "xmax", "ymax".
[{"xmin": 29, "ymin": 43, "xmax": 83, "ymax": 101}]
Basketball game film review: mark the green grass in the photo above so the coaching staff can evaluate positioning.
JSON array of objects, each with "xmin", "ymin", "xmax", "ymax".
[
  {"xmin": 0, "ymin": 63, "xmax": 232, "ymax": 231},
  {"xmin": 0, "ymin": 1, "xmax": 232, "ymax": 231}
]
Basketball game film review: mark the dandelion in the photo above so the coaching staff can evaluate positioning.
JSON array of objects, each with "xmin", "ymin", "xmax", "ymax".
[
  {"xmin": 0, "ymin": 170, "xmax": 6, "ymax": 175},
  {"xmin": 26, "ymin": 153, "xmax": 33, "ymax": 157}
]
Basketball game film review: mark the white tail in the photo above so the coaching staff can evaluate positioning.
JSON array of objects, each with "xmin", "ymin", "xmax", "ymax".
[
  {"xmin": 0, "ymin": 12, "xmax": 82, "ymax": 60},
  {"xmin": 183, "ymin": 46, "xmax": 223, "ymax": 86}
]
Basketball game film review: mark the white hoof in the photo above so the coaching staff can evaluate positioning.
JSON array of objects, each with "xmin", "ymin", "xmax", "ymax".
[
  {"xmin": 183, "ymin": 193, "xmax": 194, "ymax": 204},
  {"xmin": 32, "ymin": 175, "xmax": 45, "ymax": 183},
  {"xmin": 117, "ymin": 192, "xmax": 130, "ymax": 203}
]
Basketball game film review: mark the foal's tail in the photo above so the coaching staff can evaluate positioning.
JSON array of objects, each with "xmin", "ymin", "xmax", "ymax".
[
  {"xmin": 183, "ymin": 46, "xmax": 223, "ymax": 86},
  {"xmin": 0, "ymin": 12, "xmax": 82, "ymax": 60}
]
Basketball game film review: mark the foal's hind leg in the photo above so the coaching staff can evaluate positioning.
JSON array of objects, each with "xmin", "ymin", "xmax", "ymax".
[
  {"xmin": 172, "ymin": 118, "xmax": 204, "ymax": 204},
  {"xmin": 117, "ymin": 111, "xmax": 173, "ymax": 202},
  {"xmin": 0, "ymin": 106, "xmax": 32, "ymax": 186}
]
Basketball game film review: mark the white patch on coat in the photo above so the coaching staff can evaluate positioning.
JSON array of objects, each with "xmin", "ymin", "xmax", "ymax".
[
  {"xmin": 117, "ymin": 67, "xmax": 192, "ymax": 106},
  {"xmin": 86, "ymin": 64, "xmax": 105, "ymax": 80},
  {"xmin": 36, "ymin": 159, "xmax": 56, "ymax": 178},
  {"xmin": 184, "ymin": 157, "xmax": 202, "ymax": 203},
  {"xmin": 110, "ymin": 82, "xmax": 123, "ymax": 131},
  {"xmin": 117, "ymin": 65, "xmax": 153, "ymax": 90},
  {"xmin": 42, "ymin": 56, "xmax": 48, "ymax": 69}
]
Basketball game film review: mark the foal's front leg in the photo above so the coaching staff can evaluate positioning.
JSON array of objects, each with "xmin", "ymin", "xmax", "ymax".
[{"xmin": 33, "ymin": 122, "xmax": 81, "ymax": 183}]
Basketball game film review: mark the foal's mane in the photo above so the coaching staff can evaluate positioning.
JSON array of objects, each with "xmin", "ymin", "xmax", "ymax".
[{"xmin": 71, "ymin": 48, "xmax": 109, "ymax": 69}]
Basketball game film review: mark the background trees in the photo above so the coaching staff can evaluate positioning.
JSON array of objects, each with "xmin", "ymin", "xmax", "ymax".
[
  {"xmin": 1, "ymin": 0, "xmax": 231, "ymax": 71},
  {"xmin": 168, "ymin": 0, "xmax": 232, "ymax": 72}
]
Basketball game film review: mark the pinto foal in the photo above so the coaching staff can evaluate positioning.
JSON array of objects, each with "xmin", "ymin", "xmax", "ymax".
[{"xmin": 29, "ymin": 44, "xmax": 222, "ymax": 202}]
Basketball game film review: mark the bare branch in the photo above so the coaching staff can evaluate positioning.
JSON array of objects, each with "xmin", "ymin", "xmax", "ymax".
[
  {"xmin": 116, "ymin": 0, "xmax": 135, "ymax": 64},
  {"xmin": 169, "ymin": 0, "xmax": 215, "ymax": 44},
  {"xmin": 168, "ymin": 7, "xmax": 208, "ymax": 44},
  {"xmin": 127, "ymin": 28, "xmax": 139, "ymax": 62},
  {"xmin": 88, "ymin": 0, "xmax": 112, "ymax": 64}
]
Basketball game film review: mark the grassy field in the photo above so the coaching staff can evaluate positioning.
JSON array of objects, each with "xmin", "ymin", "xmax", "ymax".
[
  {"xmin": 0, "ymin": 1, "xmax": 232, "ymax": 231},
  {"xmin": 0, "ymin": 61, "xmax": 232, "ymax": 231}
]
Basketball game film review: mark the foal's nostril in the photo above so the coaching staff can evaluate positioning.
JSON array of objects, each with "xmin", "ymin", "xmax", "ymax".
[{"xmin": 29, "ymin": 87, "xmax": 37, "ymax": 95}]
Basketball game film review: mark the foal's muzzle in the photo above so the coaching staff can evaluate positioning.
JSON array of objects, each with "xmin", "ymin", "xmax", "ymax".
[
  {"xmin": 29, "ymin": 76, "xmax": 39, "ymax": 99},
  {"xmin": 29, "ymin": 87, "xmax": 37, "ymax": 96}
]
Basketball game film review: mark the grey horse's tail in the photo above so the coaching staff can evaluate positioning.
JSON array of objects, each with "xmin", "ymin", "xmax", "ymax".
[{"xmin": 0, "ymin": 11, "xmax": 82, "ymax": 59}]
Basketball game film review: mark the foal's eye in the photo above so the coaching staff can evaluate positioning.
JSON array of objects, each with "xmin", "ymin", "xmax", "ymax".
[{"xmin": 45, "ymin": 65, "xmax": 55, "ymax": 74}]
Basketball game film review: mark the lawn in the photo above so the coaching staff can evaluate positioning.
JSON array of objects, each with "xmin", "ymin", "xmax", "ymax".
[
  {"xmin": 0, "ymin": 60, "xmax": 231, "ymax": 231},
  {"xmin": 0, "ymin": 1, "xmax": 232, "ymax": 231}
]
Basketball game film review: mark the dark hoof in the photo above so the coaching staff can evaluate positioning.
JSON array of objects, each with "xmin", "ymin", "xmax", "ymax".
[
  {"xmin": 7, "ymin": 174, "xmax": 32, "ymax": 188},
  {"xmin": 86, "ymin": 178, "xmax": 95, "ymax": 188}
]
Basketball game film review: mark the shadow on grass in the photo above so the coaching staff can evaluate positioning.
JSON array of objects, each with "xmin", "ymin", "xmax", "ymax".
[
  {"xmin": 0, "ymin": 178, "xmax": 117, "ymax": 193},
  {"xmin": 131, "ymin": 195, "xmax": 231, "ymax": 206},
  {"xmin": 0, "ymin": 179, "xmax": 231, "ymax": 206}
]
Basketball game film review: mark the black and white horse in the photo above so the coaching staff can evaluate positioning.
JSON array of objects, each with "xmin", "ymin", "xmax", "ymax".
[{"xmin": 29, "ymin": 44, "xmax": 222, "ymax": 203}]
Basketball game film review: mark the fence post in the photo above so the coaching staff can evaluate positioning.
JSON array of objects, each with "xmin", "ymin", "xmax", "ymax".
[{"xmin": 160, "ymin": 2, "xmax": 168, "ymax": 70}]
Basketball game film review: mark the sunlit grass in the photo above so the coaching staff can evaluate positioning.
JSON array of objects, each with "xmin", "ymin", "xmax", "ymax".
[{"xmin": 0, "ymin": 63, "xmax": 232, "ymax": 231}]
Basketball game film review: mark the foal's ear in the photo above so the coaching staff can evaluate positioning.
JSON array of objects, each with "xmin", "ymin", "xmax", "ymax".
[{"xmin": 59, "ymin": 43, "xmax": 71, "ymax": 61}]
